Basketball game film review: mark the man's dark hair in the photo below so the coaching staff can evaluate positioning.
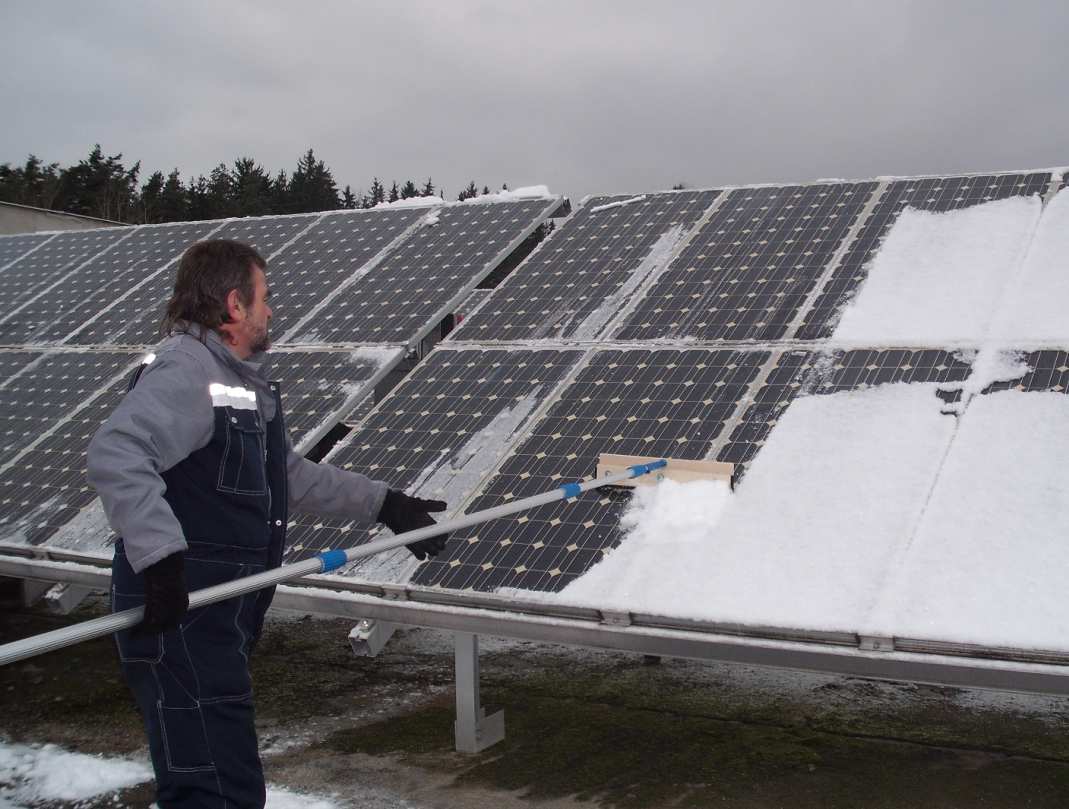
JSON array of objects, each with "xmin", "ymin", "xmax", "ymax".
[{"xmin": 162, "ymin": 239, "xmax": 266, "ymax": 336}]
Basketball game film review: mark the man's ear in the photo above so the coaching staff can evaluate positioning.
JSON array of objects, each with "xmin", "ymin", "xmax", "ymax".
[{"xmin": 224, "ymin": 288, "xmax": 245, "ymax": 323}]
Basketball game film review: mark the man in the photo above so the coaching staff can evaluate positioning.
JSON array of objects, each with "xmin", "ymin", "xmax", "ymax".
[{"xmin": 87, "ymin": 238, "xmax": 448, "ymax": 808}]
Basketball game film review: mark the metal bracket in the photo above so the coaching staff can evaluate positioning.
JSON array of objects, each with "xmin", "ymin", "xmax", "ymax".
[
  {"xmin": 380, "ymin": 584, "xmax": 409, "ymax": 601},
  {"xmin": 859, "ymin": 635, "xmax": 896, "ymax": 653},
  {"xmin": 348, "ymin": 619, "xmax": 398, "ymax": 657},
  {"xmin": 20, "ymin": 579, "xmax": 52, "ymax": 608},
  {"xmin": 42, "ymin": 582, "xmax": 95, "ymax": 615},
  {"xmin": 601, "ymin": 610, "xmax": 633, "ymax": 627},
  {"xmin": 454, "ymin": 633, "xmax": 505, "ymax": 753}
]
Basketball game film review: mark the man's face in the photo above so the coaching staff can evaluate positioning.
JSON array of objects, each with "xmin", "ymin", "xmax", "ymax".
[{"xmin": 241, "ymin": 265, "xmax": 272, "ymax": 355}]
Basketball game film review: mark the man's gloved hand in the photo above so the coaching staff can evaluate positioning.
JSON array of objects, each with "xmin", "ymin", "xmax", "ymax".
[
  {"xmin": 137, "ymin": 552, "xmax": 189, "ymax": 634},
  {"xmin": 377, "ymin": 489, "xmax": 450, "ymax": 560}
]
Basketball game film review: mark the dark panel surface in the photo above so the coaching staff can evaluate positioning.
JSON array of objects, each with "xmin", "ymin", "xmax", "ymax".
[
  {"xmin": 453, "ymin": 191, "xmax": 718, "ymax": 341},
  {"xmin": 0, "ymin": 351, "xmax": 43, "ymax": 387},
  {"xmin": 983, "ymin": 351, "xmax": 1069, "ymax": 394},
  {"xmin": 798, "ymin": 172, "xmax": 1053, "ymax": 339},
  {"xmin": 721, "ymin": 350, "xmax": 973, "ymax": 470},
  {"xmin": 413, "ymin": 348, "xmax": 765, "ymax": 593},
  {"xmin": 0, "ymin": 232, "xmax": 54, "ymax": 271},
  {"xmin": 0, "ymin": 229, "xmax": 129, "ymax": 318},
  {"xmin": 78, "ymin": 215, "xmax": 318, "ymax": 345},
  {"xmin": 258, "ymin": 207, "xmax": 428, "ymax": 342},
  {"xmin": 0, "ymin": 353, "xmax": 136, "ymax": 545},
  {"xmin": 284, "ymin": 348, "xmax": 581, "ymax": 562},
  {"xmin": 292, "ymin": 200, "xmax": 556, "ymax": 344},
  {"xmin": 0, "ymin": 222, "xmax": 217, "ymax": 344},
  {"xmin": 261, "ymin": 348, "xmax": 400, "ymax": 447},
  {"xmin": 616, "ymin": 182, "xmax": 877, "ymax": 341}
]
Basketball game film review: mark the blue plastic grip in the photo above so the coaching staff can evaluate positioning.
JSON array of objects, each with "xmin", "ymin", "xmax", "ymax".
[
  {"xmin": 317, "ymin": 549, "xmax": 348, "ymax": 572},
  {"xmin": 559, "ymin": 482, "xmax": 583, "ymax": 500},
  {"xmin": 628, "ymin": 459, "xmax": 668, "ymax": 477}
]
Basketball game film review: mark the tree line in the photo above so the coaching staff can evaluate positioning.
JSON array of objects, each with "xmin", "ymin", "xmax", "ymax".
[{"xmin": 0, "ymin": 145, "xmax": 510, "ymax": 224}]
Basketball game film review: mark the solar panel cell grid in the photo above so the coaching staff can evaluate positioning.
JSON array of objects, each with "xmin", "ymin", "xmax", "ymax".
[
  {"xmin": 0, "ymin": 229, "xmax": 129, "ymax": 318},
  {"xmin": 78, "ymin": 214, "xmax": 318, "ymax": 346},
  {"xmin": 413, "ymin": 348, "xmax": 766, "ymax": 593},
  {"xmin": 983, "ymin": 351, "xmax": 1069, "ymax": 394},
  {"xmin": 283, "ymin": 347, "xmax": 581, "ymax": 562},
  {"xmin": 453, "ymin": 191, "xmax": 719, "ymax": 342},
  {"xmin": 0, "ymin": 232, "xmax": 53, "ymax": 271},
  {"xmin": 295, "ymin": 200, "xmax": 555, "ymax": 344},
  {"xmin": 260, "ymin": 208, "xmax": 427, "ymax": 342},
  {"xmin": 616, "ymin": 182, "xmax": 877, "ymax": 342},
  {"xmin": 797, "ymin": 172, "xmax": 1053, "ymax": 339},
  {"xmin": 0, "ymin": 222, "xmax": 217, "ymax": 345},
  {"xmin": 0, "ymin": 353, "xmax": 135, "ymax": 545},
  {"xmin": 260, "ymin": 348, "xmax": 400, "ymax": 447}
]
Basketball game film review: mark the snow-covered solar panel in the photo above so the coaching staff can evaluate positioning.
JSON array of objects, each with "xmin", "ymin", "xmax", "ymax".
[
  {"xmin": 0, "ymin": 229, "xmax": 130, "ymax": 319},
  {"xmin": 285, "ymin": 199, "xmax": 560, "ymax": 344},
  {"xmin": 260, "ymin": 346, "xmax": 403, "ymax": 449},
  {"xmin": 283, "ymin": 347, "xmax": 582, "ymax": 564},
  {"xmin": 983, "ymin": 351, "xmax": 1069, "ymax": 394},
  {"xmin": 720, "ymin": 350, "xmax": 973, "ymax": 470},
  {"xmin": 452, "ymin": 191, "xmax": 718, "ymax": 341},
  {"xmin": 74, "ymin": 214, "xmax": 318, "ymax": 346},
  {"xmin": 0, "ymin": 232, "xmax": 54, "ymax": 272},
  {"xmin": 616, "ymin": 182, "xmax": 876, "ymax": 341},
  {"xmin": 797, "ymin": 172, "xmax": 1054, "ymax": 339},
  {"xmin": 0, "ymin": 221, "xmax": 218, "ymax": 345},
  {"xmin": 413, "ymin": 348, "xmax": 765, "ymax": 593},
  {"xmin": 0, "ymin": 352, "xmax": 137, "ymax": 546}
]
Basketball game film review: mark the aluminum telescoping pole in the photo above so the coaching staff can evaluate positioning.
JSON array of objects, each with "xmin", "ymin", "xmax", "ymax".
[{"xmin": 0, "ymin": 460, "xmax": 666, "ymax": 667}]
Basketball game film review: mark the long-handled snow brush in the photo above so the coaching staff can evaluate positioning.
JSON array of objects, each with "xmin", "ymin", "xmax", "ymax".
[{"xmin": 0, "ymin": 455, "xmax": 731, "ymax": 667}]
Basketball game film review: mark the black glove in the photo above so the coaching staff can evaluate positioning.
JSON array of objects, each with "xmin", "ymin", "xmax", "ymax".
[
  {"xmin": 377, "ymin": 489, "xmax": 449, "ymax": 560},
  {"xmin": 137, "ymin": 552, "xmax": 189, "ymax": 634}
]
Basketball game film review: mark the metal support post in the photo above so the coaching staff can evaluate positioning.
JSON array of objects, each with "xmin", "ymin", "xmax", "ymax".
[
  {"xmin": 453, "ymin": 632, "xmax": 505, "ymax": 753},
  {"xmin": 348, "ymin": 619, "xmax": 398, "ymax": 657}
]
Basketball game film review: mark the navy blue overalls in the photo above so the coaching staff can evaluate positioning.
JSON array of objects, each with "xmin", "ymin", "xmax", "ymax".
[{"xmin": 111, "ymin": 368, "xmax": 287, "ymax": 809}]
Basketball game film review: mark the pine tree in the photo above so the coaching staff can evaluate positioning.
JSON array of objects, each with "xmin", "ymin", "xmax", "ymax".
[
  {"xmin": 231, "ymin": 157, "xmax": 272, "ymax": 216},
  {"xmin": 271, "ymin": 170, "xmax": 289, "ymax": 214},
  {"xmin": 420, "ymin": 177, "xmax": 435, "ymax": 197},
  {"xmin": 388, "ymin": 181, "xmax": 400, "ymax": 203},
  {"xmin": 289, "ymin": 148, "xmax": 339, "ymax": 213},
  {"xmin": 341, "ymin": 185, "xmax": 358, "ymax": 209},
  {"xmin": 159, "ymin": 169, "xmax": 188, "ymax": 222},
  {"xmin": 139, "ymin": 171, "xmax": 165, "ymax": 223},
  {"xmin": 400, "ymin": 180, "xmax": 418, "ymax": 199},
  {"xmin": 501, "ymin": 182, "xmax": 509, "ymax": 191},
  {"xmin": 368, "ymin": 177, "xmax": 385, "ymax": 207},
  {"xmin": 0, "ymin": 155, "xmax": 62, "ymax": 209},
  {"xmin": 457, "ymin": 181, "xmax": 478, "ymax": 201},
  {"xmin": 482, "ymin": 185, "xmax": 490, "ymax": 196},
  {"xmin": 54, "ymin": 145, "xmax": 140, "ymax": 222}
]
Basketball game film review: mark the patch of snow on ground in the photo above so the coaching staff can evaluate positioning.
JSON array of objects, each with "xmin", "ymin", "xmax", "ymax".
[
  {"xmin": 557, "ymin": 384, "xmax": 956, "ymax": 634},
  {"xmin": 864, "ymin": 390, "xmax": 1069, "ymax": 651},
  {"xmin": 572, "ymin": 224, "xmax": 687, "ymax": 340},
  {"xmin": 993, "ymin": 188, "xmax": 1069, "ymax": 342},
  {"xmin": 0, "ymin": 740, "xmax": 151, "ymax": 804},
  {"xmin": 265, "ymin": 785, "xmax": 345, "ymax": 808},
  {"xmin": 833, "ymin": 195, "xmax": 1041, "ymax": 344}
]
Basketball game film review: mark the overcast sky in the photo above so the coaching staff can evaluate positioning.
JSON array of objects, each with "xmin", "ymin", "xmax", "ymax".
[{"xmin": 2, "ymin": 1, "xmax": 1067, "ymax": 201}]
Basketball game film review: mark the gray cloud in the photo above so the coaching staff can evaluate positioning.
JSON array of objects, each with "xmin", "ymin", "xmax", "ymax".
[{"xmin": 2, "ymin": 0, "xmax": 1067, "ymax": 201}]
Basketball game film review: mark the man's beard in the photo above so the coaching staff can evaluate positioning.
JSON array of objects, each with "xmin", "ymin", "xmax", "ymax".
[{"xmin": 250, "ymin": 324, "xmax": 271, "ymax": 354}]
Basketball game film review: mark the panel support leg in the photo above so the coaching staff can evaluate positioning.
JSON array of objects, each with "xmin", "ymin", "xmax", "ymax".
[{"xmin": 454, "ymin": 632, "xmax": 505, "ymax": 753}]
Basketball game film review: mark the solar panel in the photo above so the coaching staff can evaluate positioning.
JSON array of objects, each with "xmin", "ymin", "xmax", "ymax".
[
  {"xmin": 0, "ymin": 229, "xmax": 130, "ymax": 318},
  {"xmin": 72, "ymin": 214, "xmax": 318, "ymax": 346},
  {"xmin": 283, "ymin": 347, "xmax": 583, "ymax": 563},
  {"xmin": 412, "ymin": 348, "xmax": 766, "ymax": 593},
  {"xmin": 0, "ymin": 221, "xmax": 219, "ymax": 344},
  {"xmin": 259, "ymin": 347, "xmax": 403, "ymax": 449},
  {"xmin": 0, "ymin": 351, "xmax": 138, "ymax": 545},
  {"xmin": 797, "ymin": 172, "xmax": 1054, "ymax": 339},
  {"xmin": 251, "ymin": 207, "xmax": 429, "ymax": 342},
  {"xmin": 284, "ymin": 199, "xmax": 560, "ymax": 345},
  {"xmin": 452, "ymin": 191, "xmax": 718, "ymax": 341},
  {"xmin": 615, "ymin": 182, "xmax": 878, "ymax": 341},
  {"xmin": 720, "ymin": 350, "xmax": 973, "ymax": 470},
  {"xmin": 0, "ymin": 232, "xmax": 54, "ymax": 271},
  {"xmin": 983, "ymin": 351, "xmax": 1069, "ymax": 394},
  {"xmin": 0, "ymin": 351, "xmax": 44, "ymax": 388}
]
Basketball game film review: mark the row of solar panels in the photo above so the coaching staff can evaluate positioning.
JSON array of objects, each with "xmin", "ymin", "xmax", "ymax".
[
  {"xmin": 0, "ymin": 168, "xmax": 1065, "ymax": 600},
  {"xmin": 0, "ymin": 197, "xmax": 561, "ymax": 347}
]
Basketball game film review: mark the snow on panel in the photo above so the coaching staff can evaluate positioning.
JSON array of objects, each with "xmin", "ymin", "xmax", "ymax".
[
  {"xmin": 558, "ymin": 384, "xmax": 957, "ymax": 634},
  {"xmin": 992, "ymin": 188, "xmax": 1069, "ymax": 343},
  {"xmin": 864, "ymin": 391, "xmax": 1069, "ymax": 652},
  {"xmin": 832, "ymin": 195, "xmax": 1041, "ymax": 345}
]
